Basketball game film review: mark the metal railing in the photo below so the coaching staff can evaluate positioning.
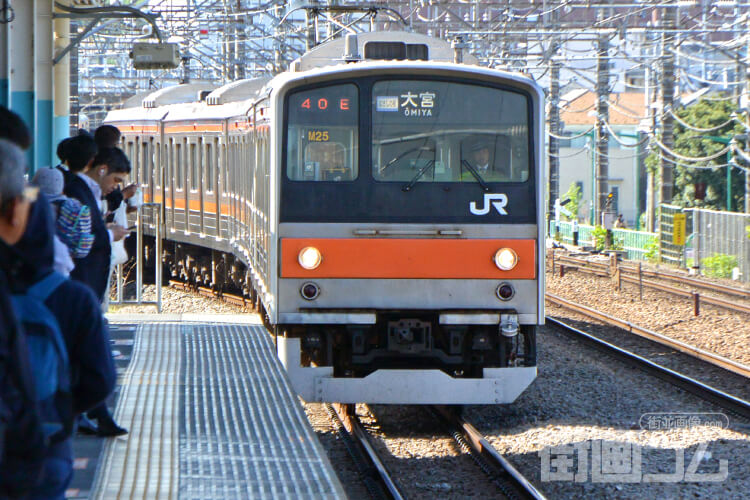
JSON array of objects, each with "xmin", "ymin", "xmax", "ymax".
[
  {"xmin": 550, "ymin": 220, "xmax": 657, "ymax": 261},
  {"xmin": 110, "ymin": 202, "xmax": 162, "ymax": 311}
]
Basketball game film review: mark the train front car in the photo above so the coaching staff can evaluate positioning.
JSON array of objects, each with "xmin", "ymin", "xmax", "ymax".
[{"xmin": 272, "ymin": 60, "xmax": 545, "ymax": 404}]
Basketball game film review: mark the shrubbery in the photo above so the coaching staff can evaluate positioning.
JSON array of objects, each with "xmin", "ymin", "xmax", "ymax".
[{"xmin": 701, "ymin": 253, "xmax": 738, "ymax": 279}]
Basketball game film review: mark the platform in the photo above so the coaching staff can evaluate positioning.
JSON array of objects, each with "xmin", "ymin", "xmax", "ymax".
[{"xmin": 89, "ymin": 318, "xmax": 345, "ymax": 499}]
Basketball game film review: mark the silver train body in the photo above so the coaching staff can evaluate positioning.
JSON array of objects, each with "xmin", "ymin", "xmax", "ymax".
[{"xmin": 105, "ymin": 32, "xmax": 545, "ymax": 404}]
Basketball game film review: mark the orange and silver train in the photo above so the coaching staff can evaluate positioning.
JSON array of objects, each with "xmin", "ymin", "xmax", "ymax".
[{"xmin": 105, "ymin": 32, "xmax": 545, "ymax": 404}]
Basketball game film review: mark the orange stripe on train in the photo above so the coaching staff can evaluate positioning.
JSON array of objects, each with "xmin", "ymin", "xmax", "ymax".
[{"xmin": 281, "ymin": 238, "xmax": 536, "ymax": 279}]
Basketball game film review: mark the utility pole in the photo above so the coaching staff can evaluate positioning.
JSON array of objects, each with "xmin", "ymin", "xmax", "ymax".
[
  {"xmin": 660, "ymin": 4, "xmax": 676, "ymax": 206},
  {"xmin": 745, "ymin": 15, "xmax": 750, "ymax": 213},
  {"xmin": 546, "ymin": 8, "xmax": 561, "ymax": 229},
  {"xmin": 235, "ymin": 0, "xmax": 246, "ymax": 80},
  {"xmin": 595, "ymin": 24, "xmax": 610, "ymax": 223}
]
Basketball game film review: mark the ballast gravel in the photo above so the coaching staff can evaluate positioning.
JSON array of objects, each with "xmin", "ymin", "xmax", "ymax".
[{"xmin": 119, "ymin": 269, "xmax": 750, "ymax": 498}]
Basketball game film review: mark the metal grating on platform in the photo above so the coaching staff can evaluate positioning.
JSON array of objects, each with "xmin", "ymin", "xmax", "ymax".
[
  {"xmin": 180, "ymin": 324, "xmax": 344, "ymax": 499},
  {"xmin": 91, "ymin": 323, "xmax": 181, "ymax": 499},
  {"xmin": 90, "ymin": 321, "xmax": 344, "ymax": 499}
]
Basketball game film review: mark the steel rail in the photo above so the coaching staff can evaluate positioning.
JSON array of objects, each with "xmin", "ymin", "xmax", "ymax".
[
  {"xmin": 546, "ymin": 293, "xmax": 750, "ymax": 379},
  {"xmin": 617, "ymin": 275, "xmax": 750, "ymax": 315},
  {"xmin": 329, "ymin": 403, "xmax": 405, "ymax": 500},
  {"xmin": 622, "ymin": 265, "xmax": 750, "ymax": 300},
  {"xmin": 546, "ymin": 317, "xmax": 750, "ymax": 421},
  {"xmin": 556, "ymin": 254, "xmax": 750, "ymax": 299},
  {"xmin": 433, "ymin": 407, "xmax": 547, "ymax": 500},
  {"xmin": 554, "ymin": 256, "xmax": 750, "ymax": 315}
]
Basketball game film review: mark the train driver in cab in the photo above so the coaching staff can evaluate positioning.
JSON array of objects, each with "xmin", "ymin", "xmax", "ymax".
[{"xmin": 462, "ymin": 139, "xmax": 508, "ymax": 182}]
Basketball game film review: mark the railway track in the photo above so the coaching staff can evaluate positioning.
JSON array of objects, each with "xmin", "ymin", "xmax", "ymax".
[
  {"xmin": 547, "ymin": 316, "xmax": 750, "ymax": 422},
  {"xmin": 328, "ymin": 403, "xmax": 545, "ymax": 500},
  {"xmin": 168, "ymin": 280, "xmax": 251, "ymax": 308},
  {"xmin": 552, "ymin": 252, "xmax": 750, "ymax": 316},
  {"xmin": 327, "ymin": 403, "xmax": 405, "ymax": 500},
  {"xmin": 546, "ymin": 293, "xmax": 750, "ymax": 379},
  {"xmin": 431, "ymin": 406, "xmax": 547, "ymax": 500}
]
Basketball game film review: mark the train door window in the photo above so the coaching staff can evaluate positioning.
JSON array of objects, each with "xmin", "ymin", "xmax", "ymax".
[
  {"xmin": 286, "ymin": 84, "xmax": 358, "ymax": 181},
  {"xmin": 205, "ymin": 142, "xmax": 214, "ymax": 193},
  {"xmin": 155, "ymin": 142, "xmax": 161, "ymax": 189},
  {"xmin": 126, "ymin": 141, "xmax": 135, "ymax": 169},
  {"xmin": 175, "ymin": 142, "xmax": 183, "ymax": 190},
  {"xmin": 221, "ymin": 143, "xmax": 228, "ymax": 195},
  {"xmin": 190, "ymin": 142, "xmax": 199, "ymax": 192},
  {"xmin": 141, "ymin": 141, "xmax": 150, "ymax": 186}
]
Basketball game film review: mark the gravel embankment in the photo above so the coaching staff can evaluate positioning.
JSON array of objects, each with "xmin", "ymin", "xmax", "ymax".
[
  {"xmin": 467, "ymin": 325, "xmax": 750, "ymax": 499},
  {"xmin": 547, "ymin": 252, "xmax": 750, "ymax": 366},
  {"xmin": 357, "ymin": 404, "xmax": 502, "ymax": 498},
  {"xmin": 108, "ymin": 284, "xmax": 249, "ymax": 315},
  {"xmin": 115, "ymin": 276, "xmax": 750, "ymax": 499}
]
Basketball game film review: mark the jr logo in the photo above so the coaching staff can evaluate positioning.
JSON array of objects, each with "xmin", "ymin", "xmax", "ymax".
[{"xmin": 470, "ymin": 193, "xmax": 508, "ymax": 215}]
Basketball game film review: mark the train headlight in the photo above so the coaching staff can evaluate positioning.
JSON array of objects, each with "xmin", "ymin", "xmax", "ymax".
[
  {"xmin": 298, "ymin": 246, "xmax": 322, "ymax": 270},
  {"xmin": 493, "ymin": 248, "xmax": 518, "ymax": 271}
]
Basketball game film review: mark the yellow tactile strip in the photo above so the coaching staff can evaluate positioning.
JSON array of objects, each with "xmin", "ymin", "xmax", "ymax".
[{"xmin": 91, "ymin": 323, "xmax": 181, "ymax": 499}]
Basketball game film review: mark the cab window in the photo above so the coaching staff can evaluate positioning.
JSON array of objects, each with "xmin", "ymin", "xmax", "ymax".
[{"xmin": 286, "ymin": 84, "xmax": 358, "ymax": 181}]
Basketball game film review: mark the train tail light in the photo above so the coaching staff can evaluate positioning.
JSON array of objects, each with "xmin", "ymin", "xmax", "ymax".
[
  {"xmin": 496, "ymin": 282, "xmax": 515, "ymax": 301},
  {"xmin": 300, "ymin": 282, "xmax": 320, "ymax": 300}
]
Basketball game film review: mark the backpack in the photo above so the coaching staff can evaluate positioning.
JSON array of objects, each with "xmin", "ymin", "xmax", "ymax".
[
  {"xmin": 52, "ymin": 197, "xmax": 94, "ymax": 259},
  {"xmin": 11, "ymin": 271, "xmax": 73, "ymax": 443}
]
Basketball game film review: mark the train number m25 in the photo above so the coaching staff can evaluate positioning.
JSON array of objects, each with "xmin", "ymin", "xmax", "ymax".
[{"xmin": 307, "ymin": 130, "xmax": 329, "ymax": 142}]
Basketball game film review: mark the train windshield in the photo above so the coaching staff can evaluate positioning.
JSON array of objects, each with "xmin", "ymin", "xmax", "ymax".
[
  {"xmin": 286, "ymin": 84, "xmax": 359, "ymax": 181},
  {"xmin": 372, "ymin": 80, "xmax": 529, "ymax": 185}
]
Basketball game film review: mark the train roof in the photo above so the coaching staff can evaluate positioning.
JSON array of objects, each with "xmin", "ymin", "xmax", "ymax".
[
  {"xmin": 268, "ymin": 60, "xmax": 543, "ymax": 100},
  {"xmin": 105, "ymin": 32, "xmax": 541, "ymax": 127},
  {"xmin": 293, "ymin": 30, "xmax": 478, "ymax": 70}
]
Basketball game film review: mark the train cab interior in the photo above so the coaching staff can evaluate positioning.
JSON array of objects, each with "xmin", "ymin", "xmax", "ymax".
[{"xmin": 371, "ymin": 132, "xmax": 526, "ymax": 184}]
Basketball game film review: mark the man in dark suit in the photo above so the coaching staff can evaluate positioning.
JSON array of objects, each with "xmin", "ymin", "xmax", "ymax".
[
  {"xmin": 64, "ymin": 147, "xmax": 130, "ymax": 302},
  {"xmin": 64, "ymin": 146, "xmax": 130, "ymax": 437}
]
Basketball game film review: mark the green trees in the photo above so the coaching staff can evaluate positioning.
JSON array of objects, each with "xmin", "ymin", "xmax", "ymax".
[
  {"xmin": 650, "ymin": 98, "xmax": 746, "ymax": 212},
  {"xmin": 561, "ymin": 182, "xmax": 581, "ymax": 221}
]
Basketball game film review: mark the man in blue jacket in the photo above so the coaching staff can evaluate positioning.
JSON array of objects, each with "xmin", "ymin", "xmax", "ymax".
[
  {"xmin": 0, "ymin": 137, "xmax": 47, "ymax": 498},
  {"xmin": 3, "ymin": 177, "xmax": 117, "ymax": 499}
]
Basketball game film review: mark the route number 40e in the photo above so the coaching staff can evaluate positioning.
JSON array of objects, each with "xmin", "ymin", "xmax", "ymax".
[{"xmin": 301, "ymin": 98, "xmax": 351, "ymax": 111}]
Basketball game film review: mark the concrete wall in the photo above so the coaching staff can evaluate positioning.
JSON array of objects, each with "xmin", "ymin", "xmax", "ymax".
[{"xmin": 555, "ymin": 126, "xmax": 644, "ymax": 228}]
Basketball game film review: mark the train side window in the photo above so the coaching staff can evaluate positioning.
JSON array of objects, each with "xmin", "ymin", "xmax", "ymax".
[{"xmin": 285, "ymin": 83, "xmax": 358, "ymax": 181}]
